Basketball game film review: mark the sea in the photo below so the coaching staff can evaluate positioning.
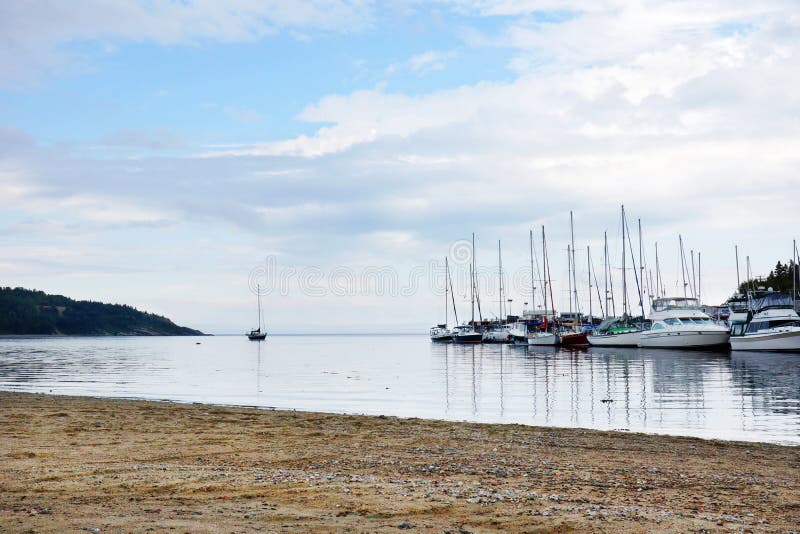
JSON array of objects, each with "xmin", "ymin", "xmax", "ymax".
[{"xmin": 0, "ymin": 334, "xmax": 798, "ymax": 445}]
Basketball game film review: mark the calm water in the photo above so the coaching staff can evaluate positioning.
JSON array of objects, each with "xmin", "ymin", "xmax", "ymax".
[{"xmin": 0, "ymin": 335, "xmax": 798, "ymax": 445}]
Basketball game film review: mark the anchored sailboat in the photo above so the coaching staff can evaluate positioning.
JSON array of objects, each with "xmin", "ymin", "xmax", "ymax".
[{"xmin": 247, "ymin": 284, "xmax": 268, "ymax": 341}]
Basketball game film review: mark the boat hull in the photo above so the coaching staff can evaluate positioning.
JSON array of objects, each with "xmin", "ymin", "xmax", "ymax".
[
  {"xmin": 527, "ymin": 333, "xmax": 559, "ymax": 346},
  {"xmin": 588, "ymin": 330, "xmax": 641, "ymax": 347},
  {"xmin": 430, "ymin": 334, "xmax": 453, "ymax": 342},
  {"xmin": 453, "ymin": 333, "xmax": 483, "ymax": 344},
  {"xmin": 482, "ymin": 331, "xmax": 512, "ymax": 343},
  {"xmin": 248, "ymin": 334, "xmax": 267, "ymax": 341},
  {"xmin": 560, "ymin": 332, "xmax": 589, "ymax": 346},
  {"xmin": 730, "ymin": 329, "xmax": 800, "ymax": 352},
  {"xmin": 638, "ymin": 330, "xmax": 729, "ymax": 348}
]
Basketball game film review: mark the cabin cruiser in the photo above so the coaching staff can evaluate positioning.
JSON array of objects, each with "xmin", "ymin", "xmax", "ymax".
[
  {"xmin": 638, "ymin": 297, "xmax": 729, "ymax": 348},
  {"xmin": 730, "ymin": 291, "xmax": 800, "ymax": 352},
  {"xmin": 451, "ymin": 324, "xmax": 483, "ymax": 344},
  {"xmin": 588, "ymin": 316, "xmax": 647, "ymax": 347},
  {"xmin": 429, "ymin": 324, "xmax": 452, "ymax": 342},
  {"xmin": 726, "ymin": 293, "xmax": 750, "ymax": 326},
  {"xmin": 482, "ymin": 323, "xmax": 514, "ymax": 343}
]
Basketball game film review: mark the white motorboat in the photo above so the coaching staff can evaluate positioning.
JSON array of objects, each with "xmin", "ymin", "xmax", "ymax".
[
  {"xmin": 730, "ymin": 291, "xmax": 800, "ymax": 352},
  {"xmin": 528, "ymin": 331, "xmax": 559, "ymax": 345},
  {"xmin": 482, "ymin": 323, "xmax": 514, "ymax": 343},
  {"xmin": 588, "ymin": 317, "xmax": 645, "ymax": 347},
  {"xmin": 638, "ymin": 297, "xmax": 729, "ymax": 349}
]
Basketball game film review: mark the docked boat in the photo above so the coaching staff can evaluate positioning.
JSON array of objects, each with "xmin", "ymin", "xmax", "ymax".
[
  {"xmin": 638, "ymin": 297, "xmax": 729, "ymax": 348},
  {"xmin": 247, "ymin": 284, "xmax": 268, "ymax": 341},
  {"xmin": 483, "ymin": 323, "xmax": 514, "ymax": 343},
  {"xmin": 527, "ymin": 331, "xmax": 560, "ymax": 345},
  {"xmin": 452, "ymin": 324, "xmax": 483, "ymax": 344},
  {"xmin": 560, "ymin": 330, "xmax": 588, "ymax": 346},
  {"xmin": 430, "ymin": 324, "xmax": 452, "ymax": 342},
  {"xmin": 588, "ymin": 317, "xmax": 646, "ymax": 347},
  {"xmin": 430, "ymin": 257, "xmax": 456, "ymax": 342},
  {"xmin": 730, "ymin": 291, "xmax": 800, "ymax": 352}
]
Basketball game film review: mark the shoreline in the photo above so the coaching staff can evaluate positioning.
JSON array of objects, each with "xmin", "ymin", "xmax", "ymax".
[{"xmin": 1, "ymin": 391, "xmax": 798, "ymax": 532}]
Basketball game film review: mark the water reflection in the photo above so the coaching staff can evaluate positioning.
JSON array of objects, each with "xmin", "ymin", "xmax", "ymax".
[{"xmin": 0, "ymin": 336, "xmax": 798, "ymax": 444}]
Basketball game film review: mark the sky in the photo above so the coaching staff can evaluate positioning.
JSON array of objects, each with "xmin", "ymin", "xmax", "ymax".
[{"xmin": 1, "ymin": 1, "xmax": 799, "ymax": 334}]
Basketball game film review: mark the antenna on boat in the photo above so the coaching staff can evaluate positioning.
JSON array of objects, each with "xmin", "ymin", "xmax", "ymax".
[
  {"xmin": 698, "ymin": 252, "xmax": 702, "ymax": 303},
  {"xmin": 655, "ymin": 241, "xmax": 662, "ymax": 299}
]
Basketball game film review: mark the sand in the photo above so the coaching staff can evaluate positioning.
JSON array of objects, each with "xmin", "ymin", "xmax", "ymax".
[{"xmin": 1, "ymin": 391, "xmax": 798, "ymax": 532}]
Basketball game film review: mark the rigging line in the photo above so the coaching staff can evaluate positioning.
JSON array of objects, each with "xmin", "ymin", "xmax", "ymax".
[
  {"xmin": 623, "ymin": 211, "xmax": 646, "ymax": 319},
  {"xmin": 590, "ymin": 247, "xmax": 605, "ymax": 318}
]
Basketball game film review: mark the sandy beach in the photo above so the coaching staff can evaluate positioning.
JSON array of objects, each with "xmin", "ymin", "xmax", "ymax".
[{"xmin": 1, "ymin": 391, "xmax": 798, "ymax": 532}]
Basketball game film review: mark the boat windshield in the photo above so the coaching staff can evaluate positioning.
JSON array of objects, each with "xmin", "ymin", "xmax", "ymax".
[
  {"xmin": 663, "ymin": 317, "xmax": 681, "ymax": 325},
  {"xmin": 681, "ymin": 317, "xmax": 712, "ymax": 325},
  {"xmin": 652, "ymin": 297, "xmax": 700, "ymax": 312},
  {"xmin": 751, "ymin": 292, "xmax": 794, "ymax": 312}
]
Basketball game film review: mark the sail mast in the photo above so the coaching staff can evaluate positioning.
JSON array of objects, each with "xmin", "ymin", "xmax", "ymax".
[
  {"xmin": 448, "ymin": 257, "xmax": 459, "ymax": 326},
  {"xmin": 698, "ymin": 252, "xmax": 702, "ymax": 303},
  {"xmin": 498, "ymin": 240, "xmax": 504, "ymax": 321},
  {"xmin": 570, "ymin": 211, "xmax": 579, "ymax": 321},
  {"xmin": 587, "ymin": 245, "xmax": 592, "ymax": 323},
  {"xmin": 257, "ymin": 284, "xmax": 262, "ymax": 331},
  {"xmin": 735, "ymin": 245, "xmax": 741, "ymax": 292},
  {"xmin": 529, "ymin": 230, "xmax": 537, "ymax": 312},
  {"xmin": 622, "ymin": 205, "xmax": 628, "ymax": 316},
  {"xmin": 444, "ymin": 257, "xmax": 449, "ymax": 326},
  {"xmin": 679, "ymin": 235, "xmax": 688, "ymax": 298},
  {"xmin": 567, "ymin": 245, "xmax": 573, "ymax": 322}
]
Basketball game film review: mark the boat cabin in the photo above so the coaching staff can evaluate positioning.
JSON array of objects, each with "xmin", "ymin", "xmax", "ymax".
[{"xmin": 651, "ymin": 297, "xmax": 700, "ymax": 312}]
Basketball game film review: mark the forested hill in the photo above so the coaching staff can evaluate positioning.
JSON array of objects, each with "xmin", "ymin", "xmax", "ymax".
[{"xmin": 0, "ymin": 287, "xmax": 204, "ymax": 336}]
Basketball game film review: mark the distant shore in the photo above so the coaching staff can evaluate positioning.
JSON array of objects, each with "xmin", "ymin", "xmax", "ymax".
[{"xmin": 1, "ymin": 392, "xmax": 798, "ymax": 532}]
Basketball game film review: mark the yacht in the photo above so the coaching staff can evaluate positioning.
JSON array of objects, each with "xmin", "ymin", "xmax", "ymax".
[
  {"xmin": 726, "ymin": 293, "xmax": 750, "ymax": 326},
  {"xmin": 482, "ymin": 322, "xmax": 514, "ymax": 343},
  {"xmin": 430, "ymin": 324, "xmax": 452, "ymax": 342},
  {"xmin": 638, "ymin": 297, "xmax": 729, "ymax": 348},
  {"xmin": 730, "ymin": 291, "xmax": 800, "ymax": 351},
  {"xmin": 528, "ymin": 331, "xmax": 560, "ymax": 346},
  {"xmin": 452, "ymin": 324, "xmax": 483, "ymax": 344},
  {"xmin": 588, "ymin": 316, "xmax": 647, "ymax": 347}
]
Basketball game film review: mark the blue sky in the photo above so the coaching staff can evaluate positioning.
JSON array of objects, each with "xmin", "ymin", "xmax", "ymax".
[{"xmin": 1, "ymin": 1, "xmax": 799, "ymax": 333}]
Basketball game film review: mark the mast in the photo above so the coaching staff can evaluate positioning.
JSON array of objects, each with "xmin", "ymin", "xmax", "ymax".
[
  {"xmin": 655, "ymin": 242, "xmax": 661, "ymax": 299},
  {"xmin": 691, "ymin": 250, "xmax": 697, "ymax": 298},
  {"xmin": 587, "ymin": 245, "xmax": 592, "ymax": 323},
  {"xmin": 794, "ymin": 239, "xmax": 797, "ymax": 309},
  {"xmin": 735, "ymin": 245, "xmax": 741, "ymax": 292},
  {"xmin": 570, "ymin": 211, "xmax": 579, "ymax": 320},
  {"xmin": 623, "ymin": 209, "xmax": 646, "ymax": 320},
  {"xmin": 444, "ymin": 257, "xmax": 449, "ymax": 326},
  {"xmin": 567, "ymin": 245, "xmax": 573, "ymax": 321},
  {"xmin": 257, "ymin": 283, "xmax": 262, "ymax": 331},
  {"xmin": 679, "ymin": 235, "xmax": 688, "ymax": 298},
  {"xmin": 746, "ymin": 255, "xmax": 753, "ymax": 294},
  {"xmin": 470, "ymin": 264, "xmax": 475, "ymax": 326},
  {"xmin": 590, "ymin": 246, "xmax": 604, "ymax": 318},
  {"xmin": 604, "ymin": 231, "xmax": 609, "ymax": 318},
  {"xmin": 638, "ymin": 218, "xmax": 645, "ymax": 303},
  {"xmin": 472, "ymin": 233, "xmax": 483, "ymax": 327},
  {"xmin": 543, "ymin": 226, "xmax": 556, "ymax": 327},
  {"xmin": 498, "ymin": 240, "xmax": 504, "ymax": 321},
  {"xmin": 529, "ymin": 230, "xmax": 537, "ymax": 312},
  {"xmin": 448, "ymin": 257, "xmax": 459, "ymax": 326},
  {"xmin": 622, "ymin": 206, "xmax": 628, "ymax": 316}
]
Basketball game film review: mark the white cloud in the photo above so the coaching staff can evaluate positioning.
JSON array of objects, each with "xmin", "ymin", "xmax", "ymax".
[{"xmin": 0, "ymin": 0, "xmax": 374, "ymax": 86}]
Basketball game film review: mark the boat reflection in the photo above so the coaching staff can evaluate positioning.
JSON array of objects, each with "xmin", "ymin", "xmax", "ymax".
[{"xmin": 430, "ymin": 343, "xmax": 799, "ymax": 443}]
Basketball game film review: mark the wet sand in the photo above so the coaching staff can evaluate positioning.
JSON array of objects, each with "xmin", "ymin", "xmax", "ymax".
[{"xmin": 1, "ymin": 391, "xmax": 798, "ymax": 532}]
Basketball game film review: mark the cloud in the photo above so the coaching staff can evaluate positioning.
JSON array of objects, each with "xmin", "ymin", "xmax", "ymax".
[{"xmin": 0, "ymin": 0, "xmax": 375, "ymax": 87}]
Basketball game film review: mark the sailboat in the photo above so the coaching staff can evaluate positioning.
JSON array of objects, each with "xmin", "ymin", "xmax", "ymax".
[
  {"xmin": 430, "ymin": 257, "xmax": 454, "ymax": 342},
  {"xmin": 589, "ymin": 206, "xmax": 647, "ymax": 347},
  {"xmin": 560, "ymin": 212, "xmax": 589, "ymax": 346},
  {"xmin": 247, "ymin": 284, "xmax": 268, "ymax": 341},
  {"xmin": 528, "ymin": 226, "xmax": 560, "ymax": 346}
]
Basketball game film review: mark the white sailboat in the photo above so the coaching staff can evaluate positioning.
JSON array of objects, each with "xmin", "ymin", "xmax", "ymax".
[
  {"xmin": 528, "ymin": 226, "xmax": 559, "ymax": 346},
  {"xmin": 431, "ymin": 257, "xmax": 455, "ymax": 342}
]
